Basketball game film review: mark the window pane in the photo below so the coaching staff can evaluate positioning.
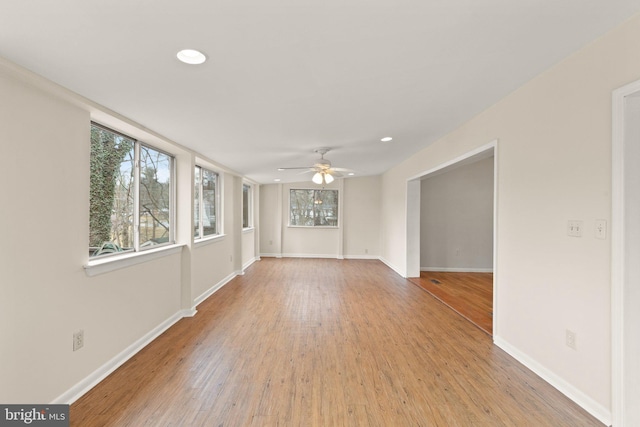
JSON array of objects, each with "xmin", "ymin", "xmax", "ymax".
[
  {"xmin": 289, "ymin": 189, "xmax": 338, "ymax": 227},
  {"xmin": 89, "ymin": 125, "xmax": 135, "ymax": 257},
  {"xmin": 202, "ymin": 169, "xmax": 217, "ymax": 236},
  {"xmin": 139, "ymin": 145, "xmax": 172, "ymax": 247},
  {"xmin": 290, "ymin": 189, "xmax": 315, "ymax": 226},
  {"xmin": 194, "ymin": 167, "xmax": 201, "ymax": 238},
  {"xmin": 314, "ymin": 190, "xmax": 338, "ymax": 226},
  {"xmin": 243, "ymin": 184, "xmax": 250, "ymax": 228}
]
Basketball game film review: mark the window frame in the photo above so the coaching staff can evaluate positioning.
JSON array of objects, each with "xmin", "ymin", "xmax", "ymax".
[
  {"xmin": 242, "ymin": 183, "xmax": 253, "ymax": 229},
  {"xmin": 194, "ymin": 165, "xmax": 222, "ymax": 241},
  {"xmin": 89, "ymin": 122, "xmax": 176, "ymax": 260},
  {"xmin": 288, "ymin": 188, "xmax": 339, "ymax": 228}
]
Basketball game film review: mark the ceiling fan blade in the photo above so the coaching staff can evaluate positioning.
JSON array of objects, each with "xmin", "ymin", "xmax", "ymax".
[
  {"xmin": 277, "ymin": 166, "xmax": 313, "ymax": 170},
  {"xmin": 297, "ymin": 169, "xmax": 314, "ymax": 175},
  {"xmin": 331, "ymin": 167, "xmax": 352, "ymax": 172}
]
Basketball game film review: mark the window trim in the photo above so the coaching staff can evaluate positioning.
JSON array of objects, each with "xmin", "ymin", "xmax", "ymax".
[
  {"xmin": 242, "ymin": 183, "xmax": 253, "ymax": 230},
  {"xmin": 288, "ymin": 188, "xmax": 340, "ymax": 228},
  {"xmin": 89, "ymin": 122, "xmax": 176, "ymax": 261},
  {"xmin": 138, "ymin": 142, "xmax": 176, "ymax": 251},
  {"xmin": 194, "ymin": 165, "xmax": 222, "ymax": 240},
  {"xmin": 85, "ymin": 244, "xmax": 183, "ymax": 276}
]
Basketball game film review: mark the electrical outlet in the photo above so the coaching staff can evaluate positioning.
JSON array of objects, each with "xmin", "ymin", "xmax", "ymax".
[
  {"xmin": 566, "ymin": 329, "xmax": 576, "ymax": 350},
  {"xmin": 73, "ymin": 330, "xmax": 84, "ymax": 351},
  {"xmin": 595, "ymin": 219, "xmax": 607, "ymax": 240}
]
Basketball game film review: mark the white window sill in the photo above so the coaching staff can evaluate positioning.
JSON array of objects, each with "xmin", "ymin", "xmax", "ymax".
[
  {"xmin": 84, "ymin": 244, "xmax": 184, "ymax": 277},
  {"xmin": 194, "ymin": 233, "xmax": 226, "ymax": 248},
  {"xmin": 287, "ymin": 225, "xmax": 339, "ymax": 229},
  {"xmin": 242, "ymin": 227, "xmax": 255, "ymax": 234}
]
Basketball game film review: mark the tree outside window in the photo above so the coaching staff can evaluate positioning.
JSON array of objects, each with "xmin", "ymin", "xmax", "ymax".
[
  {"xmin": 89, "ymin": 123, "xmax": 174, "ymax": 257},
  {"xmin": 194, "ymin": 166, "xmax": 219, "ymax": 238},
  {"xmin": 243, "ymin": 184, "xmax": 252, "ymax": 228},
  {"xmin": 289, "ymin": 189, "xmax": 338, "ymax": 227}
]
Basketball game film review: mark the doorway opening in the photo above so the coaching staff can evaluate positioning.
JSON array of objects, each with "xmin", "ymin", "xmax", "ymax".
[
  {"xmin": 611, "ymin": 79, "xmax": 640, "ymax": 426},
  {"xmin": 406, "ymin": 141, "xmax": 497, "ymax": 336}
]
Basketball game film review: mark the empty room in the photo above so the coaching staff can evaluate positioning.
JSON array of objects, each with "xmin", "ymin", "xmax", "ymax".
[{"xmin": 2, "ymin": 1, "xmax": 640, "ymax": 426}]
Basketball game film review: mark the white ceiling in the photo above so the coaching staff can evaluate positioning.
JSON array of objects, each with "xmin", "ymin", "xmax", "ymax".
[{"xmin": 2, "ymin": 0, "xmax": 639, "ymax": 183}]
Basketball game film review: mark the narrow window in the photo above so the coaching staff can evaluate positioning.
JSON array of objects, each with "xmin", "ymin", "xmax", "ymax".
[
  {"xmin": 289, "ymin": 189, "xmax": 338, "ymax": 227},
  {"xmin": 89, "ymin": 123, "xmax": 174, "ymax": 258},
  {"xmin": 243, "ymin": 184, "xmax": 252, "ymax": 229},
  {"xmin": 194, "ymin": 166, "xmax": 219, "ymax": 239}
]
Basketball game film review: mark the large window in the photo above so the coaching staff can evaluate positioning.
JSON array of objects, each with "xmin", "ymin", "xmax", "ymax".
[
  {"xmin": 289, "ymin": 189, "xmax": 338, "ymax": 227},
  {"xmin": 243, "ymin": 184, "xmax": 252, "ymax": 229},
  {"xmin": 89, "ymin": 123, "xmax": 174, "ymax": 258},
  {"xmin": 194, "ymin": 166, "xmax": 219, "ymax": 239}
]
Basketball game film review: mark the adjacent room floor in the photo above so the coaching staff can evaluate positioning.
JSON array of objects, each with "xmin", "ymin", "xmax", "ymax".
[
  {"xmin": 408, "ymin": 271, "xmax": 493, "ymax": 335},
  {"xmin": 70, "ymin": 258, "xmax": 601, "ymax": 426}
]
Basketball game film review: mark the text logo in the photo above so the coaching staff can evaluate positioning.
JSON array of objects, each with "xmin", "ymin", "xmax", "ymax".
[{"xmin": 0, "ymin": 405, "xmax": 68, "ymax": 426}]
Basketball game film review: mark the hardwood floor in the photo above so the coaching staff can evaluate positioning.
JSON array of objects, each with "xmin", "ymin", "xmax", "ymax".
[
  {"xmin": 70, "ymin": 259, "xmax": 602, "ymax": 426},
  {"xmin": 408, "ymin": 271, "xmax": 493, "ymax": 335}
]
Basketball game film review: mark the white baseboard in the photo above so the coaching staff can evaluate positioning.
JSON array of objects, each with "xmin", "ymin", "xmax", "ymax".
[
  {"xmin": 421, "ymin": 267, "xmax": 493, "ymax": 273},
  {"xmin": 260, "ymin": 253, "xmax": 383, "ymax": 261},
  {"xmin": 260, "ymin": 253, "xmax": 282, "ymax": 258},
  {"xmin": 194, "ymin": 271, "xmax": 238, "ymax": 307},
  {"xmin": 379, "ymin": 257, "xmax": 406, "ymax": 278},
  {"xmin": 242, "ymin": 257, "xmax": 258, "ymax": 272},
  {"xmin": 493, "ymin": 336, "xmax": 611, "ymax": 426},
  {"xmin": 52, "ymin": 309, "xmax": 193, "ymax": 405},
  {"xmin": 280, "ymin": 253, "xmax": 340, "ymax": 259},
  {"xmin": 261, "ymin": 253, "xmax": 337, "ymax": 259},
  {"xmin": 343, "ymin": 255, "xmax": 380, "ymax": 260}
]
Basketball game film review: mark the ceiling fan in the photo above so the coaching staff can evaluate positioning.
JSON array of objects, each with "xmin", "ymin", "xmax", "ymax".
[{"xmin": 278, "ymin": 148, "xmax": 350, "ymax": 185}]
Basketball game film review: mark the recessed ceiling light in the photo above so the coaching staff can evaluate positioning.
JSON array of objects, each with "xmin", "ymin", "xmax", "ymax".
[
  {"xmin": 277, "ymin": 168, "xmax": 285, "ymax": 171},
  {"xmin": 274, "ymin": 178, "xmax": 281, "ymax": 182},
  {"xmin": 177, "ymin": 49, "xmax": 207, "ymax": 65},
  {"xmin": 348, "ymin": 172, "xmax": 355, "ymax": 176},
  {"xmin": 381, "ymin": 136, "xmax": 393, "ymax": 142}
]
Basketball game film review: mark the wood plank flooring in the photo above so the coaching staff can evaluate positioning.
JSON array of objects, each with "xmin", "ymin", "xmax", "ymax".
[
  {"xmin": 70, "ymin": 258, "xmax": 602, "ymax": 426},
  {"xmin": 408, "ymin": 271, "xmax": 493, "ymax": 335}
]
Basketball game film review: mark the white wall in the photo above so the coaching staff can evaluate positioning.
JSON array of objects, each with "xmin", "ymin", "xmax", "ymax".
[
  {"xmin": 343, "ymin": 176, "xmax": 381, "ymax": 258},
  {"xmin": 380, "ymin": 14, "xmax": 640, "ymax": 424},
  {"xmin": 241, "ymin": 183, "xmax": 259, "ymax": 270},
  {"xmin": 420, "ymin": 156, "xmax": 493, "ymax": 271},
  {"xmin": 0, "ymin": 61, "xmax": 250, "ymax": 403},
  {"xmin": 259, "ymin": 176, "xmax": 381, "ymax": 258},
  {"xmin": 259, "ymin": 184, "xmax": 282, "ymax": 257}
]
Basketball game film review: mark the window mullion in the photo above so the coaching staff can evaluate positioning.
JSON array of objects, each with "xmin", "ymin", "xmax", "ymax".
[
  {"xmin": 133, "ymin": 142, "xmax": 141, "ymax": 251},
  {"xmin": 170, "ymin": 157, "xmax": 175, "ymax": 244},
  {"xmin": 199, "ymin": 173, "xmax": 204, "ymax": 238}
]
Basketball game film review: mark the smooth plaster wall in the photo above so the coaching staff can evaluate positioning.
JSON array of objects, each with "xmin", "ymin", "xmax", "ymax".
[
  {"xmin": 420, "ymin": 156, "xmax": 493, "ymax": 270},
  {"xmin": 343, "ymin": 176, "xmax": 381, "ymax": 258},
  {"xmin": 191, "ymin": 171, "xmax": 239, "ymax": 301},
  {"xmin": 259, "ymin": 177, "xmax": 381, "ymax": 258},
  {"xmin": 0, "ymin": 72, "xmax": 183, "ymax": 403},
  {"xmin": 280, "ymin": 180, "xmax": 341, "ymax": 257},
  {"xmin": 380, "ymin": 13, "xmax": 640, "ymax": 419},
  {"xmin": 259, "ymin": 184, "xmax": 282, "ymax": 256},
  {"xmin": 242, "ymin": 229, "xmax": 256, "ymax": 267},
  {"xmin": 0, "ymin": 64, "xmax": 245, "ymax": 403}
]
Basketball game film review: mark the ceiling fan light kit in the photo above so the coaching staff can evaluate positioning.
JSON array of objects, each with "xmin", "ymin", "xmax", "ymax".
[
  {"xmin": 312, "ymin": 171, "xmax": 334, "ymax": 185},
  {"xmin": 279, "ymin": 148, "xmax": 346, "ymax": 185}
]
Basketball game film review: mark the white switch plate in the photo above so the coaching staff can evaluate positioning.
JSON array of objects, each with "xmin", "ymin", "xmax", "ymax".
[
  {"xmin": 595, "ymin": 219, "xmax": 607, "ymax": 240},
  {"xmin": 568, "ymin": 220, "xmax": 583, "ymax": 237}
]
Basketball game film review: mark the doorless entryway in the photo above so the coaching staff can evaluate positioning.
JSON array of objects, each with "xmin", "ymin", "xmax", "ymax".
[
  {"xmin": 405, "ymin": 140, "xmax": 497, "ymax": 335},
  {"xmin": 612, "ymin": 79, "xmax": 640, "ymax": 426}
]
